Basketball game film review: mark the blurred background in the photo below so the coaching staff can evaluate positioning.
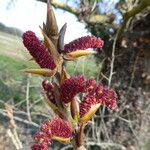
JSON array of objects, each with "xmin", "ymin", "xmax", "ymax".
[{"xmin": 0, "ymin": 0, "xmax": 150, "ymax": 149}]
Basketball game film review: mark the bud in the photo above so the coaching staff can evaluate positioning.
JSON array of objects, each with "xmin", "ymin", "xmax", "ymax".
[
  {"xmin": 71, "ymin": 98, "xmax": 79, "ymax": 121},
  {"xmin": 46, "ymin": 0, "xmax": 58, "ymax": 37}
]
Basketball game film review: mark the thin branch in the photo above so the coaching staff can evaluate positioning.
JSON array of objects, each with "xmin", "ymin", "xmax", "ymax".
[
  {"xmin": 0, "ymin": 109, "xmax": 39, "ymax": 127},
  {"xmin": 61, "ymin": 142, "xmax": 127, "ymax": 150},
  {"xmin": 5, "ymin": 103, "xmax": 23, "ymax": 150},
  {"xmin": 101, "ymin": 72, "xmax": 109, "ymax": 81},
  {"xmin": 86, "ymin": 142, "xmax": 127, "ymax": 150},
  {"xmin": 117, "ymin": 0, "xmax": 150, "ymax": 38},
  {"xmin": 37, "ymin": 0, "xmax": 114, "ymax": 23},
  {"xmin": 26, "ymin": 74, "xmax": 32, "ymax": 122},
  {"xmin": 127, "ymin": 51, "xmax": 139, "ymax": 93},
  {"xmin": 12, "ymin": 128, "xmax": 23, "ymax": 149},
  {"xmin": 60, "ymin": 145, "xmax": 72, "ymax": 150},
  {"xmin": 7, "ymin": 129, "xmax": 22, "ymax": 150},
  {"xmin": 38, "ymin": 0, "xmax": 79, "ymax": 15},
  {"xmin": 108, "ymin": 30, "xmax": 118, "ymax": 88},
  {"xmin": 116, "ymin": 115, "xmax": 133, "ymax": 123}
]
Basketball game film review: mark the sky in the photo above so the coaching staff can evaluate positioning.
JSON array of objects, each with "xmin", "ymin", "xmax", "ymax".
[
  {"xmin": 0, "ymin": 0, "xmax": 89, "ymax": 43},
  {"xmin": 0, "ymin": 0, "xmax": 120, "ymax": 43}
]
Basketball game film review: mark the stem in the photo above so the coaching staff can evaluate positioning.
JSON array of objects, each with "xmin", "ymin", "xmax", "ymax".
[{"xmin": 72, "ymin": 123, "xmax": 87, "ymax": 150}]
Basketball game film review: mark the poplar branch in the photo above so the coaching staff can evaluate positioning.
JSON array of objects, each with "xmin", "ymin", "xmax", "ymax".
[{"xmin": 37, "ymin": 0, "xmax": 114, "ymax": 23}]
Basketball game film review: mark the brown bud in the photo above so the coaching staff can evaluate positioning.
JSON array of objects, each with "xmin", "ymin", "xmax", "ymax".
[
  {"xmin": 46, "ymin": 0, "xmax": 58, "ymax": 36},
  {"xmin": 71, "ymin": 98, "xmax": 79, "ymax": 121},
  {"xmin": 57, "ymin": 23, "xmax": 67, "ymax": 53}
]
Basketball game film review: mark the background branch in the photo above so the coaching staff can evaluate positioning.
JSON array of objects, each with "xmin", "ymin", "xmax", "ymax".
[{"xmin": 37, "ymin": 0, "xmax": 115, "ymax": 23}]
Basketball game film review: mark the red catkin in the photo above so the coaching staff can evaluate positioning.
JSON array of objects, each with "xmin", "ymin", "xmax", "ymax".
[
  {"xmin": 60, "ymin": 75, "xmax": 86, "ymax": 103},
  {"xmin": 64, "ymin": 35, "xmax": 104, "ymax": 53},
  {"xmin": 31, "ymin": 117, "xmax": 72, "ymax": 150},
  {"xmin": 22, "ymin": 31, "xmax": 56, "ymax": 70}
]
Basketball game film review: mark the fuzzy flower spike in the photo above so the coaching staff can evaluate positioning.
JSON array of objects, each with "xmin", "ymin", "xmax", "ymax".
[
  {"xmin": 64, "ymin": 35, "xmax": 104, "ymax": 53},
  {"xmin": 31, "ymin": 117, "xmax": 72, "ymax": 150},
  {"xmin": 62, "ymin": 35, "xmax": 104, "ymax": 60},
  {"xmin": 22, "ymin": 31, "xmax": 56, "ymax": 70}
]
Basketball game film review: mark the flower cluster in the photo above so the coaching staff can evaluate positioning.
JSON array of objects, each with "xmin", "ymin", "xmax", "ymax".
[
  {"xmin": 43, "ymin": 75, "xmax": 117, "ymax": 120},
  {"xmin": 59, "ymin": 75, "xmax": 117, "ymax": 108},
  {"xmin": 21, "ymin": 1, "xmax": 117, "ymax": 149},
  {"xmin": 31, "ymin": 117, "xmax": 72, "ymax": 150},
  {"xmin": 22, "ymin": 31, "xmax": 56, "ymax": 70},
  {"xmin": 64, "ymin": 35, "xmax": 104, "ymax": 53}
]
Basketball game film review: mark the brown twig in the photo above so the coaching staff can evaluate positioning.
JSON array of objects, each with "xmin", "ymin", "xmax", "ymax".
[
  {"xmin": 37, "ymin": 0, "xmax": 114, "ymax": 23},
  {"xmin": 26, "ymin": 74, "xmax": 32, "ymax": 122},
  {"xmin": 0, "ymin": 109, "xmax": 39, "ymax": 127},
  {"xmin": 5, "ymin": 103, "xmax": 23, "ymax": 149}
]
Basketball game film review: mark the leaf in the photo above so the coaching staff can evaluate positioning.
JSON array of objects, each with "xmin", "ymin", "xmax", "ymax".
[
  {"xmin": 65, "ymin": 50, "xmax": 96, "ymax": 58},
  {"xmin": 79, "ymin": 103, "xmax": 101, "ymax": 123},
  {"xmin": 52, "ymin": 136, "xmax": 70, "ymax": 143},
  {"xmin": 20, "ymin": 68, "xmax": 56, "ymax": 77}
]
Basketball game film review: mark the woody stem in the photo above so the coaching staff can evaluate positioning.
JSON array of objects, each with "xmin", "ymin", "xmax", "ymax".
[{"xmin": 72, "ymin": 124, "xmax": 87, "ymax": 150}]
